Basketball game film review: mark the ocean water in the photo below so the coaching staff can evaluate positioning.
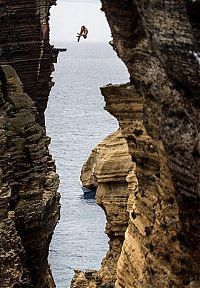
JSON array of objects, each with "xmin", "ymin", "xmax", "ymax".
[{"xmin": 46, "ymin": 41, "xmax": 129, "ymax": 288}]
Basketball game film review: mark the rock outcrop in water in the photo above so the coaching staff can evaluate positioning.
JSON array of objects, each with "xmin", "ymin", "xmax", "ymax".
[
  {"xmin": 80, "ymin": 130, "xmax": 134, "ymax": 285},
  {"xmin": 72, "ymin": 0, "xmax": 200, "ymax": 287},
  {"xmin": 0, "ymin": 1, "xmax": 60, "ymax": 287}
]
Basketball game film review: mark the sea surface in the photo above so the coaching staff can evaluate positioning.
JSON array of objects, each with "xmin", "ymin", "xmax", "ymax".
[{"xmin": 46, "ymin": 41, "xmax": 129, "ymax": 287}]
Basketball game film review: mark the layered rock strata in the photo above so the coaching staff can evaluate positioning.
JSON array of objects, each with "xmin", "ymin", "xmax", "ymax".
[
  {"xmin": 0, "ymin": 1, "xmax": 60, "ymax": 287},
  {"xmin": 0, "ymin": 65, "xmax": 60, "ymax": 287},
  {"xmin": 1, "ymin": 0, "xmax": 199, "ymax": 287},
  {"xmin": 0, "ymin": 64, "xmax": 59, "ymax": 287},
  {"xmin": 71, "ymin": 130, "xmax": 134, "ymax": 287},
  {"xmin": 0, "ymin": 0, "xmax": 58, "ymax": 126},
  {"xmin": 100, "ymin": 1, "xmax": 200, "ymax": 287},
  {"xmin": 102, "ymin": 83, "xmax": 181, "ymax": 288},
  {"xmin": 73, "ymin": 0, "xmax": 200, "ymax": 287}
]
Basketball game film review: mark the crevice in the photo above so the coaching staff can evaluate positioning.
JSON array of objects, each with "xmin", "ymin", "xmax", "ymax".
[{"xmin": 0, "ymin": 65, "xmax": 9, "ymax": 103}]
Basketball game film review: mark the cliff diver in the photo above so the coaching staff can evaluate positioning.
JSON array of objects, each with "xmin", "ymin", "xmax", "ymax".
[{"xmin": 76, "ymin": 25, "xmax": 88, "ymax": 42}]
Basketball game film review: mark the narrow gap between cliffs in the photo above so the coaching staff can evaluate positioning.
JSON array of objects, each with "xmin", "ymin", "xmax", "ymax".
[{"xmin": 46, "ymin": 1, "xmax": 129, "ymax": 287}]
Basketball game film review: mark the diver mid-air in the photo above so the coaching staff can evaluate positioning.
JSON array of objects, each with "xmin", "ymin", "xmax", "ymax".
[{"xmin": 77, "ymin": 25, "xmax": 88, "ymax": 42}]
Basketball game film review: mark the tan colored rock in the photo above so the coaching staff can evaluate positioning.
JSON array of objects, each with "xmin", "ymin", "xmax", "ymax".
[
  {"xmin": 73, "ymin": 130, "xmax": 134, "ymax": 287},
  {"xmin": 71, "ymin": 270, "xmax": 99, "ymax": 288},
  {"xmin": 0, "ymin": 212, "xmax": 24, "ymax": 286},
  {"xmin": 95, "ymin": 1, "xmax": 200, "ymax": 286},
  {"xmin": 101, "ymin": 83, "xmax": 182, "ymax": 287},
  {"xmin": 81, "ymin": 130, "xmax": 133, "ymax": 187},
  {"xmin": 74, "ymin": 77, "xmax": 200, "ymax": 287}
]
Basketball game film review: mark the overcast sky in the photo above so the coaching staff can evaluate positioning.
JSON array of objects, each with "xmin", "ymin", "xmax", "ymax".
[{"xmin": 49, "ymin": 0, "xmax": 112, "ymax": 43}]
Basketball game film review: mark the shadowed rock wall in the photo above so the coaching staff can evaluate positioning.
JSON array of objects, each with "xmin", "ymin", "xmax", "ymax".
[
  {"xmin": 0, "ymin": 0, "xmax": 58, "ymax": 126},
  {"xmin": 0, "ymin": 65, "xmax": 60, "ymax": 287},
  {"xmin": 0, "ymin": 1, "xmax": 60, "ymax": 287}
]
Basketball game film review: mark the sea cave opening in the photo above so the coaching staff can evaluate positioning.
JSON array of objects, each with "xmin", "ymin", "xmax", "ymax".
[{"xmin": 46, "ymin": 1, "xmax": 129, "ymax": 287}]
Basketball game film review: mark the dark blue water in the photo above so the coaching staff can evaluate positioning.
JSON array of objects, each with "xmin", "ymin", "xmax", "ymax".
[{"xmin": 46, "ymin": 42, "xmax": 129, "ymax": 287}]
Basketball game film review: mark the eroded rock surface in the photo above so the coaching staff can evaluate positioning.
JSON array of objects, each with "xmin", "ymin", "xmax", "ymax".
[
  {"xmin": 1, "ymin": 0, "xmax": 199, "ymax": 287},
  {"xmin": 101, "ymin": 1, "xmax": 200, "ymax": 287},
  {"xmin": 0, "ymin": 65, "xmax": 60, "ymax": 288},
  {"xmin": 72, "ymin": 130, "xmax": 133, "ymax": 287},
  {"xmin": 0, "ymin": 0, "xmax": 58, "ymax": 126},
  {"xmin": 0, "ymin": 1, "xmax": 60, "ymax": 287},
  {"xmin": 102, "ymin": 83, "xmax": 181, "ymax": 288},
  {"xmin": 73, "ymin": 1, "xmax": 200, "ymax": 287}
]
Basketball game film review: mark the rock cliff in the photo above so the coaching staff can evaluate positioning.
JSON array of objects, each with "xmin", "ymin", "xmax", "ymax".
[
  {"xmin": 101, "ymin": 1, "xmax": 200, "ymax": 286},
  {"xmin": 72, "ymin": 0, "xmax": 200, "ymax": 287},
  {"xmin": 0, "ymin": 0, "xmax": 199, "ymax": 287},
  {"xmin": 0, "ymin": 1, "xmax": 60, "ymax": 287},
  {"xmin": 81, "ymin": 130, "xmax": 134, "ymax": 285},
  {"xmin": 0, "ymin": 65, "xmax": 60, "ymax": 287},
  {"xmin": 0, "ymin": 0, "xmax": 58, "ymax": 127},
  {"xmin": 101, "ymin": 83, "xmax": 180, "ymax": 288},
  {"xmin": 71, "ymin": 130, "xmax": 134, "ymax": 288}
]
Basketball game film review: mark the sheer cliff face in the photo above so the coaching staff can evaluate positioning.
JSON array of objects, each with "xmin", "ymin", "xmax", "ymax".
[
  {"xmin": 100, "ymin": 0, "xmax": 200, "ymax": 287},
  {"xmin": 80, "ymin": 131, "xmax": 134, "ymax": 285},
  {"xmin": 101, "ymin": 83, "xmax": 180, "ymax": 287},
  {"xmin": 0, "ymin": 66, "xmax": 60, "ymax": 287},
  {"xmin": 0, "ymin": 1, "xmax": 60, "ymax": 287},
  {"xmin": 72, "ymin": 1, "xmax": 199, "ymax": 287},
  {"xmin": 1, "ymin": 0, "xmax": 200, "ymax": 287},
  {"xmin": 0, "ymin": 0, "xmax": 57, "ymax": 126}
]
